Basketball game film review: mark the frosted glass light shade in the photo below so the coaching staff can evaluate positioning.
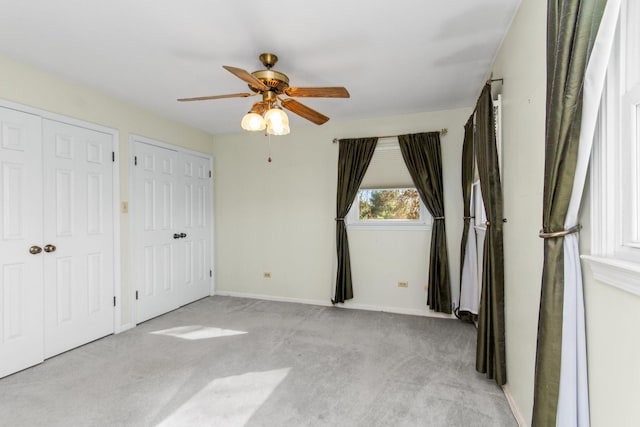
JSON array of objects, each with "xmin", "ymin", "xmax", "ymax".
[
  {"xmin": 264, "ymin": 107, "xmax": 290, "ymax": 135},
  {"xmin": 241, "ymin": 112, "xmax": 266, "ymax": 131},
  {"xmin": 267, "ymin": 122, "xmax": 290, "ymax": 136}
]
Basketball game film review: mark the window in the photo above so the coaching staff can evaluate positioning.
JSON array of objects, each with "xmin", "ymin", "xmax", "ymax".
[
  {"xmin": 358, "ymin": 189, "xmax": 421, "ymax": 220},
  {"xmin": 346, "ymin": 138, "xmax": 431, "ymax": 230},
  {"xmin": 348, "ymin": 188, "xmax": 430, "ymax": 228},
  {"xmin": 584, "ymin": 0, "xmax": 640, "ymax": 296}
]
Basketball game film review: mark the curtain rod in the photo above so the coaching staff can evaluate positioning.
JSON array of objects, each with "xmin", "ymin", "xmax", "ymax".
[
  {"xmin": 469, "ymin": 77, "xmax": 504, "ymax": 116},
  {"xmin": 332, "ymin": 128, "xmax": 448, "ymax": 144}
]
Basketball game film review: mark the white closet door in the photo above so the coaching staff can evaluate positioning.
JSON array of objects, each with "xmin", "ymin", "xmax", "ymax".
[
  {"xmin": 176, "ymin": 152, "xmax": 212, "ymax": 306},
  {"xmin": 42, "ymin": 120, "xmax": 114, "ymax": 358},
  {"xmin": 133, "ymin": 140, "xmax": 212, "ymax": 323},
  {"xmin": 0, "ymin": 107, "xmax": 44, "ymax": 378},
  {"xmin": 133, "ymin": 142, "xmax": 181, "ymax": 322}
]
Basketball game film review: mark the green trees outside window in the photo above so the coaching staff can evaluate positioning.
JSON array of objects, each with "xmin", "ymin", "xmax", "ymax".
[{"xmin": 358, "ymin": 188, "xmax": 420, "ymax": 220}]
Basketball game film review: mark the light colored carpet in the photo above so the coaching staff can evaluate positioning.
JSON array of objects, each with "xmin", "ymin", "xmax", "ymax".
[{"xmin": 0, "ymin": 296, "xmax": 517, "ymax": 426}]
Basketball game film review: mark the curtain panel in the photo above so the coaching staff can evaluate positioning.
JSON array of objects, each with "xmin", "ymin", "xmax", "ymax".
[
  {"xmin": 333, "ymin": 137, "xmax": 378, "ymax": 304},
  {"xmin": 474, "ymin": 84, "xmax": 506, "ymax": 385},
  {"xmin": 398, "ymin": 132, "xmax": 451, "ymax": 313},
  {"xmin": 457, "ymin": 116, "xmax": 479, "ymax": 322},
  {"xmin": 533, "ymin": 0, "xmax": 611, "ymax": 426}
]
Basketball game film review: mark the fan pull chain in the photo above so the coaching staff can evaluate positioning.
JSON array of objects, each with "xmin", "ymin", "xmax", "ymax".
[{"xmin": 267, "ymin": 133, "xmax": 272, "ymax": 163}]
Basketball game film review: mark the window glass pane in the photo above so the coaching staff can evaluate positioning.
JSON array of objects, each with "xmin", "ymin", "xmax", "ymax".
[{"xmin": 358, "ymin": 189, "xmax": 421, "ymax": 220}]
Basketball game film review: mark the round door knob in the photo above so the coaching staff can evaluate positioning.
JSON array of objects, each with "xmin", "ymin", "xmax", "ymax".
[
  {"xmin": 29, "ymin": 245, "xmax": 43, "ymax": 255},
  {"xmin": 44, "ymin": 244, "xmax": 57, "ymax": 253}
]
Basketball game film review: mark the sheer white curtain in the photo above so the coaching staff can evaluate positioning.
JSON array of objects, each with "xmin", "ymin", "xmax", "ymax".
[
  {"xmin": 557, "ymin": 1, "xmax": 621, "ymax": 425},
  {"xmin": 459, "ymin": 195, "xmax": 479, "ymax": 315}
]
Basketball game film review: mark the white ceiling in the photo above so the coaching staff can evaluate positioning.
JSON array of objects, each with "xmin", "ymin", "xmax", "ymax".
[{"xmin": 0, "ymin": 0, "xmax": 521, "ymax": 136}]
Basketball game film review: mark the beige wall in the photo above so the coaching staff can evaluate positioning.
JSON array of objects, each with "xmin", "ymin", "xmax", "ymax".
[
  {"xmin": 0, "ymin": 55, "xmax": 216, "ymax": 326},
  {"xmin": 490, "ymin": 0, "xmax": 640, "ymax": 424},
  {"xmin": 212, "ymin": 108, "xmax": 469, "ymax": 314}
]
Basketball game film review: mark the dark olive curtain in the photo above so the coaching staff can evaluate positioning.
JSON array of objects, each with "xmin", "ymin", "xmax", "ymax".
[
  {"xmin": 532, "ymin": 0, "xmax": 606, "ymax": 425},
  {"xmin": 333, "ymin": 137, "xmax": 378, "ymax": 304},
  {"xmin": 398, "ymin": 132, "xmax": 451, "ymax": 314},
  {"xmin": 457, "ymin": 116, "xmax": 476, "ymax": 322},
  {"xmin": 474, "ymin": 84, "xmax": 506, "ymax": 385}
]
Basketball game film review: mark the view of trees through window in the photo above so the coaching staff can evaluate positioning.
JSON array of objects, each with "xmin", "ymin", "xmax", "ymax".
[{"xmin": 358, "ymin": 188, "xmax": 421, "ymax": 220}]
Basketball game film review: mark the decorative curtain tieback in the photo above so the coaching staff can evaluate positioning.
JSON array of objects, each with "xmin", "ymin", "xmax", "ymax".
[
  {"xmin": 335, "ymin": 217, "xmax": 345, "ymax": 221},
  {"xmin": 538, "ymin": 224, "xmax": 581, "ymax": 239},
  {"xmin": 433, "ymin": 216, "xmax": 445, "ymax": 220},
  {"xmin": 485, "ymin": 218, "xmax": 508, "ymax": 226}
]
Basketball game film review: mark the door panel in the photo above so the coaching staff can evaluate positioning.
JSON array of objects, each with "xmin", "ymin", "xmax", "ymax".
[
  {"xmin": 134, "ymin": 142, "xmax": 180, "ymax": 322},
  {"xmin": 42, "ymin": 119, "xmax": 114, "ymax": 358},
  {"xmin": 177, "ymin": 152, "xmax": 212, "ymax": 306},
  {"xmin": 0, "ymin": 107, "xmax": 43, "ymax": 378}
]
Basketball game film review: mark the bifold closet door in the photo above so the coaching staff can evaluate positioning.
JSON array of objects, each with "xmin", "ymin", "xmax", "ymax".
[
  {"xmin": 42, "ymin": 120, "xmax": 115, "ymax": 358},
  {"xmin": 133, "ymin": 141, "xmax": 212, "ymax": 324},
  {"xmin": 0, "ymin": 107, "xmax": 44, "ymax": 378}
]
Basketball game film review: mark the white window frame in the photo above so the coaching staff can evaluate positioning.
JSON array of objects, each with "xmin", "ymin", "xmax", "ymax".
[
  {"xmin": 346, "ymin": 137, "xmax": 432, "ymax": 231},
  {"xmin": 583, "ymin": 0, "xmax": 640, "ymax": 296},
  {"xmin": 347, "ymin": 188, "xmax": 432, "ymax": 231}
]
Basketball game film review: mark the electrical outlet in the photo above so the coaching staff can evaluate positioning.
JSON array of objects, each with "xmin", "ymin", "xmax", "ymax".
[
  {"xmin": 397, "ymin": 281, "xmax": 408, "ymax": 288},
  {"xmin": 263, "ymin": 272, "xmax": 271, "ymax": 279}
]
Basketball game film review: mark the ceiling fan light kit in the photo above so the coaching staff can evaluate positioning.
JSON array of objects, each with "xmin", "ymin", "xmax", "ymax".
[{"xmin": 178, "ymin": 53, "xmax": 350, "ymax": 135}]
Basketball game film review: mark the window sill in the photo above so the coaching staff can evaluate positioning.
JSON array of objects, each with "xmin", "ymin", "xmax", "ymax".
[{"xmin": 581, "ymin": 255, "xmax": 640, "ymax": 297}]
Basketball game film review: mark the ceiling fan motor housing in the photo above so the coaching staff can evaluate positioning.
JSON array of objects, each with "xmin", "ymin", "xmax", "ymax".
[{"xmin": 250, "ymin": 70, "xmax": 290, "ymax": 94}]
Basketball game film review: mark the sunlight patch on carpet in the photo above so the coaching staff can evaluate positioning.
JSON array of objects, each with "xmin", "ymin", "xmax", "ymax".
[
  {"xmin": 157, "ymin": 368, "xmax": 291, "ymax": 427},
  {"xmin": 150, "ymin": 325, "xmax": 247, "ymax": 340}
]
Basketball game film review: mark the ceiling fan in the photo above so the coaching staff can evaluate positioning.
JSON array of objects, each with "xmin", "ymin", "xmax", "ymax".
[{"xmin": 177, "ymin": 53, "xmax": 350, "ymax": 133}]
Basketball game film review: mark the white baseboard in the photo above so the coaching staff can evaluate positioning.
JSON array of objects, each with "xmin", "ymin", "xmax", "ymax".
[
  {"xmin": 502, "ymin": 384, "xmax": 527, "ymax": 427},
  {"xmin": 214, "ymin": 290, "xmax": 333, "ymax": 308},
  {"xmin": 213, "ymin": 290, "xmax": 456, "ymax": 319}
]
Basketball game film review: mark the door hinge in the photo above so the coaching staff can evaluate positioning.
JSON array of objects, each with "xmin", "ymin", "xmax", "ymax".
[
  {"xmin": 209, "ymin": 269, "xmax": 212, "ymax": 277},
  {"xmin": 135, "ymin": 290, "xmax": 139, "ymax": 300},
  {"xmin": 113, "ymin": 296, "xmax": 116, "ymax": 307},
  {"xmin": 112, "ymin": 151, "xmax": 115, "ymax": 162},
  {"xmin": 134, "ymin": 156, "xmax": 138, "ymax": 166},
  {"xmin": 209, "ymin": 170, "xmax": 212, "ymax": 178}
]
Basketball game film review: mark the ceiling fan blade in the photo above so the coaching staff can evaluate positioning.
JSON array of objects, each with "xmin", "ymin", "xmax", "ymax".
[
  {"xmin": 223, "ymin": 65, "xmax": 269, "ymax": 91},
  {"xmin": 281, "ymin": 98, "xmax": 329, "ymax": 125},
  {"xmin": 284, "ymin": 87, "xmax": 350, "ymax": 98},
  {"xmin": 177, "ymin": 93, "xmax": 256, "ymax": 102}
]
